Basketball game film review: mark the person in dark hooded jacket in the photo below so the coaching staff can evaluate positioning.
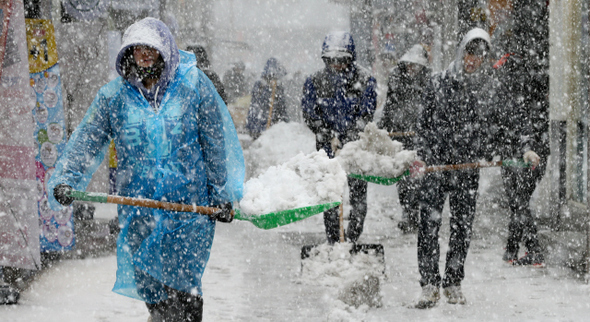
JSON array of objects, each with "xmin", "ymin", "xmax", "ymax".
[
  {"xmin": 378, "ymin": 43, "xmax": 431, "ymax": 234},
  {"xmin": 492, "ymin": 53, "xmax": 549, "ymax": 268},
  {"xmin": 186, "ymin": 45, "xmax": 227, "ymax": 104},
  {"xmin": 302, "ymin": 31, "xmax": 377, "ymax": 244},
  {"xmin": 48, "ymin": 18, "xmax": 245, "ymax": 322},
  {"xmin": 413, "ymin": 28, "xmax": 496, "ymax": 309},
  {"xmin": 246, "ymin": 57, "xmax": 289, "ymax": 139}
]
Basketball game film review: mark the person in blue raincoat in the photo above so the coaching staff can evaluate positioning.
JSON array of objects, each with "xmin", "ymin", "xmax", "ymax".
[
  {"xmin": 302, "ymin": 31, "xmax": 377, "ymax": 244},
  {"xmin": 246, "ymin": 57, "xmax": 289, "ymax": 140},
  {"xmin": 48, "ymin": 18, "xmax": 244, "ymax": 322}
]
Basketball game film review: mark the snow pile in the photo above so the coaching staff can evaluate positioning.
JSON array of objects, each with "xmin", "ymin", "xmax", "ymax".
[
  {"xmin": 245, "ymin": 122, "xmax": 316, "ymax": 178},
  {"xmin": 336, "ymin": 122, "xmax": 416, "ymax": 178},
  {"xmin": 238, "ymin": 150, "xmax": 346, "ymax": 215},
  {"xmin": 299, "ymin": 243, "xmax": 385, "ymax": 288}
]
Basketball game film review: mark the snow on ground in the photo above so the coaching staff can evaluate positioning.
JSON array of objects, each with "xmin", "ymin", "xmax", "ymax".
[
  {"xmin": 3, "ymin": 126, "xmax": 590, "ymax": 321},
  {"xmin": 336, "ymin": 122, "xmax": 416, "ymax": 178}
]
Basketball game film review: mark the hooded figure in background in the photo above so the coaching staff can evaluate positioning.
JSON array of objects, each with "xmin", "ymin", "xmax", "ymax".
[
  {"xmin": 48, "ymin": 18, "xmax": 245, "ymax": 322},
  {"xmin": 302, "ymin": 31, "xmax": 377, "ymax": 244},
  {"xmin": 492, "ymin": 52, "xmax": 549, "ymax": 268},
  {"xmin": 413, "ymin": 28, "xmax": 496, "ymax": 309},
  {"xmin": 186, "ymin": 44, "xmax": 227, "ymax": 104},
  {"xmin": 246, "ymin": 57, "xmax": 289, "ymax": 140},
  {"xmin": 378, "ymin": 44, "xmax": 431, "ymax": 234}
]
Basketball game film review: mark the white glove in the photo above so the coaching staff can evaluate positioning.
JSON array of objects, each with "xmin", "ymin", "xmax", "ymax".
[
  {"xmin": 410, "ymin": 160, "xmax": 426, "ymax": 179},
  {"xmin": 523, "ymin": 150, "xmax": 540, "ymax": 169}
]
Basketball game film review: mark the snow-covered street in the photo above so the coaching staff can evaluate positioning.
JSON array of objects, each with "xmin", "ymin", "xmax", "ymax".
[{"xmin": 3, "ymin": 168, "xmax": 590, "ymax": 321}]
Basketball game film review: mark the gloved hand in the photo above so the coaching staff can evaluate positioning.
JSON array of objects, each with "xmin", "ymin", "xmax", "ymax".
[
  {"xmin": 211, "ymin": 202, "xmax": 234, "ymax": 223},
  {"xmin": 523, "ymin": 150, "xmax": 540, "ymax": 170},
  {"xmin": 54, "ymin": 183, "xmax": 75, "ymax": 206},
  {"xmin": 409, "ymin": 160, "xmax": 426, "ymax": 179}
]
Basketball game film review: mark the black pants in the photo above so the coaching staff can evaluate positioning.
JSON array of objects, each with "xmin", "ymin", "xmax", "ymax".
[
  {"xmin": 398, "ymin": 178, "xmax": 420, "ymax": 225},
  {"xmin": 324, "ymin": 177, "xmax": 368, "ymax": 243},
  {"xmin": 146, "ymin": 285, "xmax": 203, "ymax": 322},
  {"xmin": 418, "ymin": 170, "xmax": 479, "ymax": 288},
  {"xmin": 501, "ymin": 165, "xmax": 545, "ymax": 254}
]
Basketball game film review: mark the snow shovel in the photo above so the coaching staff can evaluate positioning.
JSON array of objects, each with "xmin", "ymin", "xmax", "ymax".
[
  {"xmin": 265, "ymin": 79, "xmax": 277, "ymax": 130},
  {"xmin": 67, "ymin": 190, "xmax": 340, "ymax": 230},
  {"xmin": 348, "ymin": 159, "xmax": 531, "ymax": 186},
  {"xmin": 300, "ymin": 201, "xmax": 385, "ymax": 267}
]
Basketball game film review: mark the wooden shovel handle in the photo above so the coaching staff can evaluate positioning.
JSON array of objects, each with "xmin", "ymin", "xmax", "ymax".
[
  {"xmin": 106, "ymin": 195, "xmax": 227, "ymax": 215},
  {"xmin": 338, "ymin": 203, "xmax": 345, "ymax": 243},
  {"xmin": 425, "ymin": 161, "xmax": 502, "ymax": 173},
  {"xmin": 389, "ymin": 131, "xmax": 415, "ymax": 138},
  {"xmin": 266, "ymin": 79, "xmax": 277, "ymax": 130}
]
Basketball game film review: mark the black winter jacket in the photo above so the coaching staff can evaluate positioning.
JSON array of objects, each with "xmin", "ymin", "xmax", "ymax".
[
  {"xmin": 416, "ymin": 66, "xmax": 497, "ymax": 166},
  {"xmin": 490, "ymin": 54, "xmax": 550, "ymax": 161},
  {"xmin": 378, "ymin": 64, "xmax": 430, "ymax": 149}
]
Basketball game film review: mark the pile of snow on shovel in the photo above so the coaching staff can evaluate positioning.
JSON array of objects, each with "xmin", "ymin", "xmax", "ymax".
[
  {"xmin": 336, "ymin": 122, "xmax": 416, "ymax": 178},
  {"xmin": 239, "ymin": 150, "xmax": 347, "ymax": 215}
]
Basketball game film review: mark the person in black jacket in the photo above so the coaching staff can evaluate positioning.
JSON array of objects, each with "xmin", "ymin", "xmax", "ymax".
[
  {"xmin": 302, "ymin": 31, "xmax": 377, "ymax": 244},
  {"xmin": 186, "ymin": 45, "xmax": 227, "ymax": 104},
  {"xmin": 492, "ymin": 53, "xmax": 548, "ymax": 268},
  {"xmin": 378, "ymin": 44, "xmax": 431, "ymax": 234},
  {"xmin": 413, "ymin": 28, "xmax": 496, "ymax": 309}
]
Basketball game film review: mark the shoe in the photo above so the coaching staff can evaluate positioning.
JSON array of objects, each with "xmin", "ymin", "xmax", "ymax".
[
  {"xmin": 414, "ymin": 284, "xmax": 439, "ymax": 309},
  {"xmin": 443, "ymin": 285, "xmax": 466, "ymax": 305},
  {"xmin": 502, "ymin": 249, "xmax": 518, "ymax": 264},
  {"xmin": 513, "ymin": 252, "xmax": 546, "ymax": 268},
  {"xmin": 398, "ymin": 221, "xmax": 418, "ymax": 234}
]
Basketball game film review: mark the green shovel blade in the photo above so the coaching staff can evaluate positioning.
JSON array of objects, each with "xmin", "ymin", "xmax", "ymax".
[
  {"xmin": 348, "ymin": 169, "xmax": 410, "ymax": 186},
  {"xmin": 234, "ymin": 201, "xmax": 341, "ymax": 230}
]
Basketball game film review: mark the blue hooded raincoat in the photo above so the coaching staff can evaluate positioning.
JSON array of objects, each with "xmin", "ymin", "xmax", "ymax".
[{"xmin": 48, "ymin": 18, "xmax": 244, "ymax": 303}]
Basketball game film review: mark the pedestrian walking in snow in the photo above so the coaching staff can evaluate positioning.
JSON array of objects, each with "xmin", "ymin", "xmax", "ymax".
[
  {"xmin": 246, "ymin": 57, "xmax": 289, "ymax": 140},
  {"xmin": 48, "ymin": 18, "xmax": 244, "ymax": 322},
  {"xmin": 223, "ymin": 61, "xmax": 248, "ymax": 103},
  {"xmin": 413, "ymin": 28, "xmax": 496, "ymax": 308},
  {"xmin": 378, "ymin": 44, "xmax": 431, "ymax": 234},
  {"xmin": 302, "ymin": 31, "xmax": 377, "ymax": 244},
  {"xmin": 492, "ymin": 53, "xmax": 549, "ymax": 268},
  {"xmin": 186, "ymin": 44, "xmax": 228, "ymax": 104}
]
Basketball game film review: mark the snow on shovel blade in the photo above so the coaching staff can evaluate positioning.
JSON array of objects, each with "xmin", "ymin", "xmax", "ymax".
[{"xmin": 234, "ymin": 202, "xmax": 341, "ymax": 230}]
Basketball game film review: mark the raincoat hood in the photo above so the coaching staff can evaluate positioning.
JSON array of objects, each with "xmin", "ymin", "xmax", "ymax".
[
  {"xmin": 261, "ymin": 57, "xmax": 287, "ymax": 79},
  {"xmin": 448, "ymin": 28, "xmax": 491, "ymax": 77},
  {"xmin": 399, "ymin": 44, "xmax": 429, "ymax": 67},
  {"xmin": 321, "ymin": 31, "xmax": 356, "ymax": 61},
  {"xmin": 115, "ymin": 18, "xmax": 180, "ymax": 92}
]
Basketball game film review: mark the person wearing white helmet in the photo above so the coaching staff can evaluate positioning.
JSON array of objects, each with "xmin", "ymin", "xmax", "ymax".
[
  {"xmin": 413, "ymin": 28, "xmax": 496, "ymax": 308},
  {"xmin": 302, "ymin": 31, "xmax": 377, "ymax": 244}
]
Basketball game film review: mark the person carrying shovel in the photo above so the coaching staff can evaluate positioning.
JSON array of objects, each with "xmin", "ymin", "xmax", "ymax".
[
  {"xmin": 246, "ymin": 57, "xmax": 289, "ymax": 140},
  {"xmin": 412, "ymin": 28, "xmax": 497, "ymax": 308},
  {"xmin": 48, "ymin": 18, "xmax": 244, "ymax": 322},
  {"xmin": 302, "ymin": 31, "xmax": 377, "ymax": 245},
  {"xmin": 378, "ymin": 43, "xmax": 431, "ymax": 234}
]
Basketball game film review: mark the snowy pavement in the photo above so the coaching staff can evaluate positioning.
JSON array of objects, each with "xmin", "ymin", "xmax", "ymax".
[{"xmin": 3, "ymin": 168, "xmax": 590, "ymax": 321}]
